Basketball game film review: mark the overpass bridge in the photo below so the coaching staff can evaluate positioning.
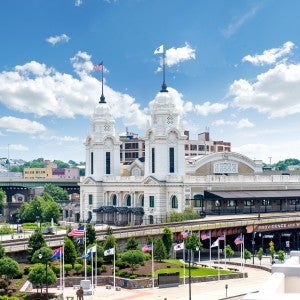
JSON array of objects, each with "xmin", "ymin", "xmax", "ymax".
[
  {"xmin": 0, "ymin": 178, "xmax": 80, "ymax": 202},
  {"xmin": 3, "ymin": 212, "xmax": 300, "ymax": 254}
]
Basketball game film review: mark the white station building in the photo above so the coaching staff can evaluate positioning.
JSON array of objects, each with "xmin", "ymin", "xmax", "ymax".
[{"xmin": 78, "ymin": 75, "xmax": 288, "ymax": 226}]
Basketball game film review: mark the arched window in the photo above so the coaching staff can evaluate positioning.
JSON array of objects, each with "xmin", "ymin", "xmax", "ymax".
[
  {"xmin": 126, "ymin": 195, "xmax": 131, "ymax": 206},
  {"xmin": 140, "ymin": 195, "xmax": 144, "ymax": 207},
  {"xmin": 112, "ymin": 194, "xmax": 117, "ymax": 206},
  {"xmin": 171, "ymin": 195, "xmax": 178, "ymax": 208},
  {"xmin": 149, "ymin": 215, "xmax": 154, "ymax": 224}
]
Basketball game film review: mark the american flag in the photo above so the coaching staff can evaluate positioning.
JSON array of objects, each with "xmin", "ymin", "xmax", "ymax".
[
  {"xmin": 218, "ymin": 233, "xmax": 225, "ymax": 241},
  {"xmin": 93, "ymin": 62, "xmax": 103, "ymax": 71},
  {"xmin": 68, "ymin": 225, "xmax": 85, "ymax": 237},
  {"xmin": 201, "ymin": 231, "xmax": 210, "ymax": 240},
  {"xmin": 142, "ymin": 244, "xmax": 152, "ymax": 252},
  {"xmin": 181, "ymin": 230, "xmax": 191, "ymax": 239},
  {"xmin": 234, "ymin": 235, "xmax": 244, "ymax": 245}
]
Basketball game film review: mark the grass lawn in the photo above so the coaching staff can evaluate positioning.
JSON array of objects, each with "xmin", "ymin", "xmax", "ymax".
[{"xmin": 154, "ymin": 259, "xmax": 233, "ymax": 278}]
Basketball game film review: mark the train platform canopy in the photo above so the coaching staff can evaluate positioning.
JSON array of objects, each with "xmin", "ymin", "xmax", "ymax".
[{"xmin": 204, "ymin": 190, "xmax": 300, "ymax": 199}]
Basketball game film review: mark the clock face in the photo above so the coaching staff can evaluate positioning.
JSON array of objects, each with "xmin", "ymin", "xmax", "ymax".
[
  {"xmin": 168, "ymin": 132, "xmax": 177, "ymax": 143},
  {"xmin": 104, "ymin": 124, "xmax": 111, "ymax": 132}
]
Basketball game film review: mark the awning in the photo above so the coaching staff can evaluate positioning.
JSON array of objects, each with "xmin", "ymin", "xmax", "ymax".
[
  {"xmin": 204, "ymin": 190, "xmax": 300, "ymax": 200},
  {"xmin": 93, "ymin": 206, "xmax": 116, "ymax": 213},
  {"xmin": 130, "ymin": 207, "xmax": 144, "ymax": 215},
  {"xmin": 93, "ymin": 206, "xmax": 144, "ymax": 215}
]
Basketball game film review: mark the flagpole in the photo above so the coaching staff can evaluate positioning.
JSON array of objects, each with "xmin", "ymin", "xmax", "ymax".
[
  {"xmin": 209, "ymin": 230, "xmax": 212, "ymax": 267},
  {"xmin": 224, "ymin": 233, "xmax": 227, "ymax": 268},
  {"xmin": 151, "ymin": 241, "xmax": 154, "ymax": 288},
  {"xmin": 160, "ymin": 46, "xmax": 168, "ymax": 93},
  {"xmin": 217, "ymin": 241, "xmax": 220, "ymax": 281},
  {"xmin": 84, "ymin": 227, "xmax": 87, "ymax": 280},
  {"xmin": 113, "ymin": 246, "xmax": 116, "ymax": 290},
  {"xmin": 62, "ymin": 241, "xmax": 65, "ymax": 291},
  {"xmin": 183, "ymin": 241, "xmax": 185, "ymax": 285},
  {"xmin": 91, "ymin": 249, "xmax": 94, "ymax": 294},
  {"xmin": 95, "ymin": 245, "xmax": 97, "ymax": 290}
]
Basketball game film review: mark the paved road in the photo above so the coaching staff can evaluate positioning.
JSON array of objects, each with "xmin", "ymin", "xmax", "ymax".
[{"xmin": 48, "ymin": 258, "xmax": 272, "ymax": 300}]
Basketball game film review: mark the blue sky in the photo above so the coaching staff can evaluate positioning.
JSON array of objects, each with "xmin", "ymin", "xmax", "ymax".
[{"xmin": 1, "ymin": 0, "xmax": 300, "ymax": 165}]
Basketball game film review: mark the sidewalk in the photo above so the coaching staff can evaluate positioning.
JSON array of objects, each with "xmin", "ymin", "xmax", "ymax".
[{"xmin": 48, "ymin": 259, "xmax": 272, "ymax": 300}]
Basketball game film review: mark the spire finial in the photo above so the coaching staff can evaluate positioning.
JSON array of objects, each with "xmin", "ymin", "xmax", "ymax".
[{"xmin": 154, "ymin": 45, "xmax": 168, "ymax": 93}]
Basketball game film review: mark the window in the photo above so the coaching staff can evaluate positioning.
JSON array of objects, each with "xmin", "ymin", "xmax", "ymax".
[
  {"xmin": 194, "ymin": 194, "xmax": 204, "ymax": 207},
  {"xmin": 198, "ymin": 145, "xmax": 205, "ymax": 151},
  {"xmin": 112, "ymin": 194, "xmax": 117, "ymax": 206},
  {"xmin": 106, "ymin": 152, "xmax": 111, "ymax": 174},
  {"xmin": 169, "ymin": 147, "xmax": 174, "ymax": 173},
  {"xmin": 88, "ymin": 194, "xmax": 93, "ymax": 205},
  {"xmin": 126, "ymin": 195, "xmax": 131, "ymax": 206},
  {"xmin": 91, "ymin": 152, "xmax": 94, "ymax": 174},
  {"xmin": 171, "ymin": 195, "xmax": 178, "ymax": 208},
  {"xmin": 227, "ymin": 200, "xmax": 236, "ymax": 207},
  {"xmin": 190, "ymin": 144, "xmax": 197, "ymax": 150},
  {"xmin": 151, "ymin": 148, "xmax": 155, "ymax": 173},
  {"xmin": 140, "ymin": 195, "xmax": 144, "ymax": 207},
  {"xmin": 244, "ymin": 200, "xmax": 254, "ymax": 206},
  {"xmin": 149, "ymin": 196, "xmax": 154, "ymax": 208}
]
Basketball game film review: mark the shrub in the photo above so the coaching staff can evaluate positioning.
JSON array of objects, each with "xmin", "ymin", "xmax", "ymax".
[
  {"xmin": 52, "ymin": 265, "xmax": 60, "ymax": 275},
  {"xmin": 74, "ymin": 263, "xmax": 83, "ymax": 274},
  {"xmin": 101, "ymin": 265, "xmax": 107, "ymax": 272},
  {"xmin": 23, "ymin": 266, "xmax": 31, "ymax": 275},
  {"xmin": 64, "ymin": 264, "xmax": 72, "ymax": 275},
  {"xmin": 130, "ymin": 274, "xmax": 137, "ymax": 279},
  {"xmin": 75, "ymin": 257, "xmax": 83, "ymax": 265},
  {"xmin": 115, "ymin": 259, "xmax": 127, "ymax": 269},
  {"xmin": 86, "ymin": 265, "xmax": 92, "ymax": 275}
]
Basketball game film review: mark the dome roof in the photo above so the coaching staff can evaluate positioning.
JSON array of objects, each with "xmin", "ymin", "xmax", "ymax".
[{"xmin": 93, "ymin": 102, "xmax": 114, "ymax": 122}]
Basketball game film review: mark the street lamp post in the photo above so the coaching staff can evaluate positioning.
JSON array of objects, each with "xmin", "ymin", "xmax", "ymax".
[
  {"xmin": 252, "ymin": 231, "xmax": 256, "ymax": 264},
  {"xmin": 188, "ymin": 249, "xmax": 192, "ymax": 300},
  {"xmin": 38, "ymin": 253, "xmax": 48, "ymax": 300}
]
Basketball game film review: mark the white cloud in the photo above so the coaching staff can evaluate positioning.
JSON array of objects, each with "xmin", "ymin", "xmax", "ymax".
[
  {"xmin": 221, "ymin": 5, "xmax": 259, "ymax": 38},
  {"xmin": 162, "ymin": 43, "xmax": 196, "ymax": 67},
  {"xmin": 213, "ymin": 118, "xmax": 254, "ymax": 129},
  {"xmin": 194, "ymin": 101, "xmax": 228, "ymax": 116},
  {"xmin": 229, "ymin": 62, "xmax": 300, "ymax": 118},
  {"xmin": 0, "ymin": 116, "xmax": 46, "ymax": 133},
  {"xmin": 232, "ymin": 143, "xmax": 269, "ymax": 161},
  {"xmin": 9, "ymin": 144, "xmax": 29, "ymax": 151},
  {"xmin": 242, "ymin": 41, "xmax": 295, "ymax": 66},
  {"xmin": 46, "ymin": 34, "xmax": 70, "ymax": 46},
  {"xmin": 75, "ymin": 0, "xmax": 83, "ymax": 6}
]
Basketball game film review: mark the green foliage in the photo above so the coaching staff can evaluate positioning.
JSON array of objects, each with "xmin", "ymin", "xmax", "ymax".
[
  {"xmin": 275, "ymin": 158, "xmax": 300, "ymax": 170},
  {"xmin": 28, "ymin": 230, "xmax": 46, "ymax": 258},
  {"xmin": 86, "ymin": 265, "xmax": 92, "ymax": 275},
  {"xmin": 153, "ymin": 237, "xmax": 167, "ymax": 262},
  {"xmin": 105, "ymin": 226, "xmax": 113, "ymax": 236},
  {"xmin": 126, "ymin": 237, "xmax": 139, "ymax": 250},
  {"xmin": 31, "ymin": 246, "xmax": 53, "ymax": 264},
  {"xmin": 64, "ymin": 264, "xmax": 72, "ymax": 275},
  {"xmin": 23, "ymin": 159, "xmax": 45, "ymax": 169},
  {"xmin": 167, "ymin": 208, "xmax": 200, "ymax": 222},
  {"xmin": 0, "ymin": 189, "xmax": 5, "ymax": 214},
  {"xmin": 243, "ymin": 248, "xmax": 252, "ymax": 262},
  {"xmin": 0, "ymin": 224, "xmax": 14, "ymax": 234},
  {"xmin": 277, "ymin": 250, "xmax": 285, "ymax": 262},
  {"xmin": 0, "ymin": 295, "xmax": 19, "ymax": 300},
  {"xmin": 257, "ymin": 247, "xmax": 263, "ymax": 265},
  {"xmin": 86, "ymin": 224, "xmax": 96, "ymax": 245},
  {"xmin": 28, "ymin": 263, "xmax": 56, "ymax": 289},
  {"xmin": 53, "ymin": 160, "xmax": 70, "ymax": 169},
  {"xmin": 64, "ymin": 238, "xmax": 77, "ymax": 266},
  {"xmin": 74, "ymin": 263, "xmax": 83, "ymax": 274},
  {"xmin": 0, "ymin": 256, "xmax": 21, "ymax": 279},
  {"xmin": 225, "ymin": 245, "xmax": 234, "ymax": 260},
  {"xmin": 269, "ymin": 241, "xmax": 275, "ymax": 260},
  {"xmin": 121, "ymin": 250, "xmax": 145, "ymax": 274},
  {"xmin": 185, "ymin": 233, "xmax": 202, "ymax": 252},
  {"xmin": 103, "ymin": 234, "xmax": 117, "ymax": 262},
  {"xmin": 162, "ymin": 227, "xmax": 173, "ymax": 257},
  {"xmin": 0, "ymin": 243, "xmax": 5, "ymax": 259},
  {"xmin": 51, "ymin": 264, "xmax": 60, "ymax": 275},
  {"xmin": 42, "ymin": 183, "xmax": 69, "ymax": 202},
  {"xmin": 115, "ymin": 259, "xmax": 128, "ymax": 269}
]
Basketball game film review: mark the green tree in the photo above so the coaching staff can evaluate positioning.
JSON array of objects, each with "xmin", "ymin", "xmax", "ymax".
[
  {"xmin": 243, "ymin": 248, "xmax": 251, "ymax": 263},
  {"xmin": 121, "ymin": 250, "xmax": 145, "ymax": 274},
  {"xmin": 269, "ymin": 241, "xmax": 275, "ymax": 262},
  {"xmin": 153, "ymin": 237, "xmax": 167, "ymax": 262},
  {"xmin": 0, "ymin": 243, "xmax": 5, "ymax": 259},
  {"xmin": 19, "ymin": 196, "xmax": 43, "ymax": 223},
  {"xmin": 43, "ymin": 183, "xmax": 69, "ymax": 202},
  {"xmin": 182, "ymin": 207, "xmax": 200, "ymax": 220},
  {"xmin": 28, "ymin": 230, "xmax": 46, "ymax": 258},
  {"xmin": 0, "ymin": 188, "xmax": 5, "ymax": 215},
  {"xmin": 53, "ymin": 160, "xmax": 70, "ymax": 169},
  {"xmin": 103, "ymin": 234, "xmax": 117, "ymax": 262},
  {"xmin": 28, "ymin": 263, "xmax": 56, "ymax": 295},
  {"xmin": 0, "ymin": 256, "xmax": 20, "ymax": 281},
  {"xmin": 86, "ymin": 224, "xmax": 96, "ymax": 246},
  {"xmin": 257, "ymin": 247, "xmax": 263, "ymax": 266},
  {"xmin": 64, "ymin": 238, "xmax": 77, "ymax": 266},
  {"xmin": 278, "ymin": 250, "xmax": 285, "ymax": 263},
  {"xmin": 225, "ymin": 245, "xmax": 234, "ymax": 261},
  {"xmin": 31, "ymin": 246, "xmax": 53, "ymax": 264},
  {"xmin": 162, "ymin": 226, "xmax": 173, "ymax": 258},
  {"xmin": 185, "ymin": 233, "xmax": 202, "ymax": 252},
  {"xmin": 126, "ymin": 237, "xmax": 139, "ymax": 250}
]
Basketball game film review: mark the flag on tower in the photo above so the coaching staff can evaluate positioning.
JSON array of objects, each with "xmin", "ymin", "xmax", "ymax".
[
  {"xmin": 93, "ymin": 61, "xmax": 103, "ymax": 71},
  {"xmin": 154, "ymin": 44, "xmax": 164, "ymax": 54}
]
